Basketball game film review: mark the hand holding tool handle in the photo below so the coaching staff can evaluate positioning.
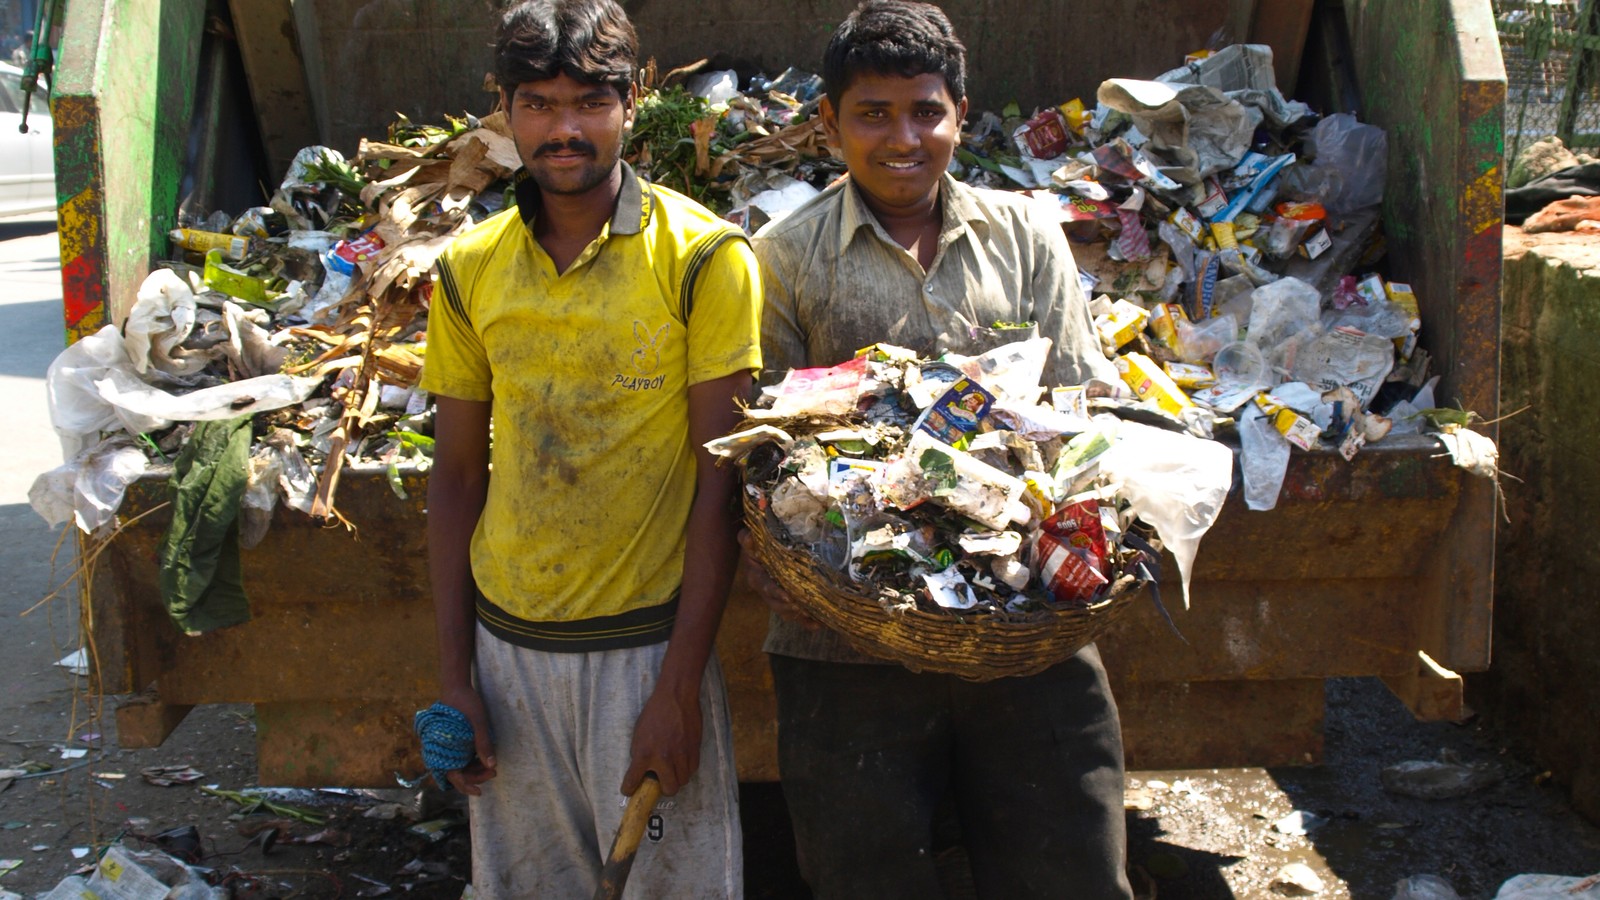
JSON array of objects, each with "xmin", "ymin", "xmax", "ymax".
[{"xmin": 593, "ymin": 774, "xmax": 663, "ymax": 900}]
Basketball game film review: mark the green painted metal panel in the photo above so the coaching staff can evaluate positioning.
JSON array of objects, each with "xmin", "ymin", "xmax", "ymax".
[{"xmin": 52, "ymin": 0, "xmax": 208, "ymax": 336}]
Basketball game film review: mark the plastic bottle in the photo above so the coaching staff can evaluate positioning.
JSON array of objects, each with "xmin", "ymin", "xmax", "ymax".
[{"xmin": 169, "ymin": 228, "xmax": 249, "ymax": 260}]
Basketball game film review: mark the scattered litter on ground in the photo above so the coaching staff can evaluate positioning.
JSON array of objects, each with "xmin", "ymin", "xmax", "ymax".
[
  {"xmin": 1381, "ymin": 751, "xmax": 1501, "ymax": 800},
  {"xmin": 1272, "ymin": 809, "xmax": 1328, "ymax": 836},
  {"xmin": 1271, "ymin": 861, "xmax": 1326, "ymax": 895},
  {"xmin": 1392, "ymin": 873, "xmax": 1463, "ymax": 899},
  {"xmin": 53, "ymin": 650, "xmax": 87, "ymax": 676},
  {"xmin": 139, "ymin": 766, "xmax": 204, "ymax": 787},
  {"xmin": 198, "ymin": 785, "xmax": 326, "ymax": 826}
]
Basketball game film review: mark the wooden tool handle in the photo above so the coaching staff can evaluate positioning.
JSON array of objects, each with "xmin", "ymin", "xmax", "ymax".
[{"xmin": 593, "ymin": 775, "xmax": 663, "ymax": 900}]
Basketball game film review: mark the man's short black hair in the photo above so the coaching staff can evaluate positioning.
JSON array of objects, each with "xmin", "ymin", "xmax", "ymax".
[
  {"xmin": 822, "ymin": 0, "xmax": 967, "ymax": 109},
  {"xmin": 493, "ymin": 0, "xmax": 638, "ymax": 97}
]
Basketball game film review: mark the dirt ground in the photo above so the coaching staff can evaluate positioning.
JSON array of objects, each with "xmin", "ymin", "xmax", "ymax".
[{"xmin": 4, "ymin": 644, "xmax": 1600, "ymax": 899}]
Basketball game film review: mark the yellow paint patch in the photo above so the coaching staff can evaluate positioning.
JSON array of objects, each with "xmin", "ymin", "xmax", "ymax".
[
  {"xmin": 68, "ymin": 307, "xmax": 106, "ymax": 343},
  {"xmin": 57, "ymin": 186, "xmax": 103, "ymax": 264},
  {"xmin": 1463, "ymin": 164, "xmax": 1501, "ymax": 235}
]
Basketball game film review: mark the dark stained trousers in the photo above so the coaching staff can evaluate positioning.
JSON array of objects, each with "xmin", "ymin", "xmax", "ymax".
[{"xmin": 770, "ymin": 644, "xmax": 1133, "ymax": 900}]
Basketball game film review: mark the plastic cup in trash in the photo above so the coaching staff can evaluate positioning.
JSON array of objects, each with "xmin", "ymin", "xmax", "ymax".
[{"xmin": 1213, "ymin": 341, "xmax": 1266, "ymax": 388}]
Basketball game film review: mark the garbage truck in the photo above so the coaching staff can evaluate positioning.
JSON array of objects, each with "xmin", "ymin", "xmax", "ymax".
[{"xmin": 46, "ymin": 0, "xmax": 1503, "ymax": 785}]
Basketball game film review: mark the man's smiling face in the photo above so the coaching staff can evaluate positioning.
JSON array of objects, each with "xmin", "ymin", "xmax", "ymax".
[{"xmin": 822, "ymin": 70, "xmax": 967, "ymax": 220}]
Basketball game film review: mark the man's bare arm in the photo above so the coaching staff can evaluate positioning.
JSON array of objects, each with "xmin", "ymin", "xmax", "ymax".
[{"xmin": 428, "ymin": 394, "xmax": 497, "ymax": 794}]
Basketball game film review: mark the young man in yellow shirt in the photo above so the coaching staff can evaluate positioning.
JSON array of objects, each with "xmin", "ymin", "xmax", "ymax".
[{"xmin": 420, "ymin": 2, "xmax": 761, "ymax": 895}]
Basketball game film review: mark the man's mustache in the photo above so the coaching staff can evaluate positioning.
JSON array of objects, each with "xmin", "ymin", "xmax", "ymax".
[{"xmin": 533, "ymin": 139, "xmax": 598, "ymax": 158}]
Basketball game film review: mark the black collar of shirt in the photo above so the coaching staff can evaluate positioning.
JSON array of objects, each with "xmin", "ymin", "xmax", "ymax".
[{"xmin": 511, "ymin": 160, "xmax": 650, "ymax": 236}]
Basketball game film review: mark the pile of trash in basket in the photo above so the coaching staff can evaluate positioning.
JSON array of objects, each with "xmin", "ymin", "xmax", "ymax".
[
  {"xmin": 710, "ymin": 340, "xmax": 1233, "ymax": 615},
  {"xmin": 30, "ymin": 43, "xmax": 1500, "ymax": 543}
]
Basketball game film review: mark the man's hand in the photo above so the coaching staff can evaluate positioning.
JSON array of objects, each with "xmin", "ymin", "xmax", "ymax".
[
  {"xmin": 622, "ymin": 683, "xmax": 702, "ymax": 797},
  {"xmin": 440, "ymin": 683, "xmax": 497, "ymax": 796},
  {"xmin": 737, "ymin": 529, "xmax": 819, "ymax": 630}
]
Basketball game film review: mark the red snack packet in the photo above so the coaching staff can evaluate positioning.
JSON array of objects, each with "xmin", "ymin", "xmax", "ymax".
[
  {"xmin": 1036, "ymin": 500, "xmax": 1110, "ymax": 604},
  {"xmin": 1022, "ymin": 109, "xmax": 1071, "ymax": 159}
]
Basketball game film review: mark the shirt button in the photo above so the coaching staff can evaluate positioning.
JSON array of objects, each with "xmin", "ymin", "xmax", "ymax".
[{"xmin": 925, "ymin": 285, "xmax": 934, "ymax": 293}]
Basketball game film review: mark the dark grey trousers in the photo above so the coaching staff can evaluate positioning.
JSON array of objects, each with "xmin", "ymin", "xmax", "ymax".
[{"xmin": 770, "ymin": 645, "xmax": 1133, "ymax": 900}]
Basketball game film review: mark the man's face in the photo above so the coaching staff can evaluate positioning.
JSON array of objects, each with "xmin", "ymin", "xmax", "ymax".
[
  {"xmin": 503, "ymin": 73, "xmax": 635, "ymax": 198},
  {"xmin": 821, "ymin": 71, "xmax": 967, "ymax": 218}
]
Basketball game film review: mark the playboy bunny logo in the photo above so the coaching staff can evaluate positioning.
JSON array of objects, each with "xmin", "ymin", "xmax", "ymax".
[
  {"xmin": 632, "ymin": 320, "xmax": 669, "ymax": 375},
  {"xmin": 612, "ymin": 320, "xmax": 670, "ymax": 392}
]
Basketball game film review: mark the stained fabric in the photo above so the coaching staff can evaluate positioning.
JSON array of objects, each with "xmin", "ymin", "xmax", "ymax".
[{"xmin": 158, "ymin": 415, "xmax": 253, "ymax": 634}]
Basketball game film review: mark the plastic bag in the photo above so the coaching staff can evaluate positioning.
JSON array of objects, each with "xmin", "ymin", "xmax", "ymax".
[
  {"xmin": 943, "ymin": 338, "xmax": 1052, "ymax": 405},
  {"xmin": 1239, "ymin": 404, "xmax": 1290, "ymax": 511},
  {"xmin": 123, "ymin": 269, "xmax": 212, "ymax": 378},
  {"xmin": 1324, "ymin": 298, "xmax": 1414, "ymax": 340},
  {"xmin": 1392, "ymin": 874, "xmax": 1463, "ymax": 900},
  {"xmin": 240, "ymin": 444, "xmax": 284, "ymax": 549},
  {"xmin": 1246, "ymin": 277, "xmax": 1321, "ymax": 355},
  {"xmin": 28, "ymin": 439, "xmax": 149, "ymax": 534},
  {"xmin": 1288, "ymin": 326, "xmax": 1396, "ymax": 407},
  {"xmin": 1175, "ymin": 313, "xmax": 1237, "ymax": 364},
  {"xmin": 1306, "ymin": 113, "xmax": 1387, "ymax": 213},
  {"xmin": 45, "ymin": 325, "xmax": 166, "ymax": 458},
  {"xmin": 1096, "ymin": 420, "xmax": 1233, "ymax": 606},
  {"xmin": 1381, "ymin": 756, "xmax": 1499, "ymax": 799}
]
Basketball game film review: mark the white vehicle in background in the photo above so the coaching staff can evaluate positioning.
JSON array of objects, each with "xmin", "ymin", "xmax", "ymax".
[{"xmin": 0, "ymin": 62, "xmax": 55, "ymax": 218}]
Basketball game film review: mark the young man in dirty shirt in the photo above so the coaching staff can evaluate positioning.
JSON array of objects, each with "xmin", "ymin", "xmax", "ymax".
[
  {"xmin": 419, "ymin": 1, "xmax": 761, "ymax": 896},
  {"xmin": 747, "ymin": 2, "xmax": 1132, "ymax": 896}
]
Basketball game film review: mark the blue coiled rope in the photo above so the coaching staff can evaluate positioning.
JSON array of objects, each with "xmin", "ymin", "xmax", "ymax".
[{"xmin": 414, "ymin": 702, "xmax": 475, "ymax": 791}]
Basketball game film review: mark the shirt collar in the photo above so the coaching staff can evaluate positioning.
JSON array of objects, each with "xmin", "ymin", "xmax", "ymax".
[
  {"xmin": 512, "ymin": 160, "xmax": 651, "ymax": 236},
  {"xmin": 837, "ymin": 173, "xmax": 987, "ymax": 257}
]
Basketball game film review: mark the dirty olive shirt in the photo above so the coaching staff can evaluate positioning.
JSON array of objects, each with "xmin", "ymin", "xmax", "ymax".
[
  {"xmin": 422, "ymin": 166, "xmax": 762, "ymax": 650},
  {"xmin": 754, "ymin": 173, "xmax": 1117, "ymax": 663}
]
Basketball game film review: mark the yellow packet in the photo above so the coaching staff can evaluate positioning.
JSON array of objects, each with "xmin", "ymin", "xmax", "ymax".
[
  {"xmin": 1253, "ymin": 393, "xmax": 1321, "ymax": 450},
  {"xmin": 1164, "ymin": 361, "xmax": 1216, "ymax": 389},
  {"xmin": 1059, "ymin": 98, "xmax": 1088, "ymax": 133},
  {"xmin": 1096, "ymin": 298, "xmax": 1150, "ymax": 351},
  {"xmin": 1386, "ymin": 281, "xmax": 1421, "ymax": 361},
  {"xmin": 1115, "ymin": 352, "xmax": 1195, "ymax": 417},
  {"xmin": 1148, "ymin": 303, "xmax": 1182, "ymax": 350},
  {"xmin": 1169, "ymin": 208, "xmax": 1205, "ymax": 243}
]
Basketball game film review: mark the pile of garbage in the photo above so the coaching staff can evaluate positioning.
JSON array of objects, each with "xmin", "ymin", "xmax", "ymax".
[
  {"xmin": 939, "ymin": 44, "xmax": 1498, "ymax": 510},
  {"xmin": 34, "ymin": 114, "xmax": 522, "ymax": 534},
  {"xmin": 710, "ymin": 340, "xmax": 1233, "ymax": 616},
  {"xmin": 32, "ymin": 43, "xmax": 1500, "ymax": 542}
]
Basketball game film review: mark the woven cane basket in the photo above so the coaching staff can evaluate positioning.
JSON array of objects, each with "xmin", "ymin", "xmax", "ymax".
[{"xmin": 742, "ymin": 491, "xmax": 1148, "ymax": 681}]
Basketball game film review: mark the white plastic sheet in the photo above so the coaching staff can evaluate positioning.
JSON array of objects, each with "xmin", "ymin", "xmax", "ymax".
[
  {"xmin": 29, "ymin": 439, "xmax": 150, "ymax": 533},
  {"xmin": 46, "ymin": 325, "xmax": 165, "ymax": 458},
  {"xmin": 1239, "ymin": 404, "xmax": 1290, "ymax": 511},
  {"xmin": 1097, "ymin": 421, "xmax": 1233, "ymax": 605}
]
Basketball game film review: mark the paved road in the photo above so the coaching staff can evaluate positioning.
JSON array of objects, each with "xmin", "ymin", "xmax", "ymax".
[{"xmin": 0, "ymin": 210, "xmax": 80, "ymax": 722}]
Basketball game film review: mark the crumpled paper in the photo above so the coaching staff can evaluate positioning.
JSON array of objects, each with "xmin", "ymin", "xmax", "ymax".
[{"xmin": 1097, "ymin": 78, "xmax": 1258, "ymax": 181}]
